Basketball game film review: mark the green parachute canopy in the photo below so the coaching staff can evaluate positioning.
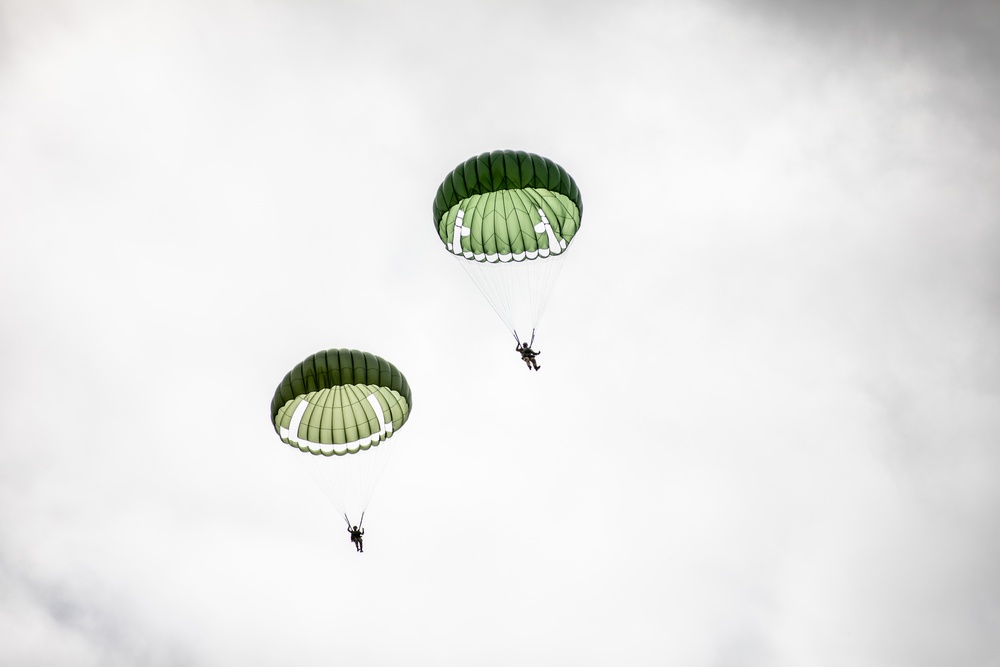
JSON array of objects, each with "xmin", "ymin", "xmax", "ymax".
[
  {"xmin": 271, "ymin": 349, "xmax": 411, "ymax": 456},
  {"xmin": 433, "ymin": 150, "xmax": 582, "ymax": 263}
]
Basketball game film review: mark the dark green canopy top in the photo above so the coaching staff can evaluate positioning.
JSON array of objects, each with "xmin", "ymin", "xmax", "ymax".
[{"xmin": 432, "ymin": 150, "xmax": 583, "ymax": 225}]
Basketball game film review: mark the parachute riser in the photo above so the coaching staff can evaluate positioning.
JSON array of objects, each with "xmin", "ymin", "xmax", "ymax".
[{"xmin": 513, "ymin": 328, "xmax": 536, "ymax": 348}]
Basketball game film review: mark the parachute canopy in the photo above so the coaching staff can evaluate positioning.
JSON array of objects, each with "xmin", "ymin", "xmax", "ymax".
[
  {"xmin": 433, "ymin": 150, "xmax": 582, "ymax": 263},
  {"xmin": 271, "ymin": 349, "xmax": 411, "ymax": 456}
]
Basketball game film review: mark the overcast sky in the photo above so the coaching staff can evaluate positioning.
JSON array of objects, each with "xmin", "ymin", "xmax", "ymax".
[{"xmin": 1, "ymin": 1, "xmax": 999, "ymax": 665}]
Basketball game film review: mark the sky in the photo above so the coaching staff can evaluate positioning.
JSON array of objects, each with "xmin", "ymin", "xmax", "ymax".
[{"xmin": 1, "ymin": 0, "xmax": 999, "ymax": 665}]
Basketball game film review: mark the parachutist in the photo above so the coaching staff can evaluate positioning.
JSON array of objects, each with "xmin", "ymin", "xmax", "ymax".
[
  {"xmin": 515, "ymin": 330, "xmax": 541, "ymax": 371},
  {"xmin": 348, "ymin": 525, "xmax": 365, "ymax": 552},
  {"xmin": 517, "ymin": 342, "xmax": 541, "ymax": 371},
  {"xmin": 433, "ymin": 152, "xmax": 581, "ymax": 353}
]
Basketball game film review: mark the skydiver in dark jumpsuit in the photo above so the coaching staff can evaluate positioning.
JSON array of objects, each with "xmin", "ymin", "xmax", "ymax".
[
  {"xmin": 517, "ymin": 341, "xmax": 541, "ymax": 371},
  {"xmin": 348, "ymin": 525, "xmax": 364, "ymax": 552}
]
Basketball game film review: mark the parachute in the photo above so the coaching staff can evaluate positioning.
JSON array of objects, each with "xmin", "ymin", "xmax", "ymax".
[
  {"xmin": 270, "ymin": 349, "xmax": 412, "ymax": 524},
  {"xmin": 432, "ymin": 150, "xmax": 582, "ymax": 341}
]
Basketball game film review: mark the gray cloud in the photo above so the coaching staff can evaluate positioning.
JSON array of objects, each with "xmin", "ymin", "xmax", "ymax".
[
  {"xmin": 721, "ymin": 0, "xmax": 1000, "ymax": 68},
  {"xmin": 0, "ymin": 554, "xmax": 196, "ymax": 667},
  {"xmin": 719, "ymin": 0, "xmax": 1000, "ymax": 146}
]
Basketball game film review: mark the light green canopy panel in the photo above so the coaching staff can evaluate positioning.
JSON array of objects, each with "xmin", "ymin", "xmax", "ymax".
[
  {"xmin": 433, "ymin": 150, "xmax": 583, "ymax": 263},
  {"xmin": 270, "ymin": 349, "xmax": 411, "ymax": 457}
]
